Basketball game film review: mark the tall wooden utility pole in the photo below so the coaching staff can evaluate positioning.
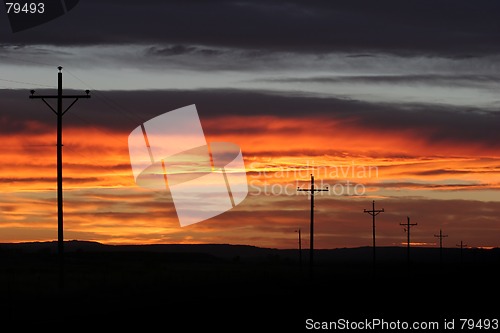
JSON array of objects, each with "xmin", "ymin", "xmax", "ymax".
[
  {"xmin": 456, "ymin": 240, "xmax": 467, "ymax": 265},
  {"xmin": 363, "ymin": 200, "xmax": 384, "ymax": 268},
  {"xmin": 400, "ymin": 216, "xmax": 417, "ymax": 266},
  {"xmin": 297, "ymin": 174, "xmax": 328, "ymax": 277},
  {"xmin": 29, "ymin": 66, "xmax": 90, "ymax": 288},
  {"xmin": 434, "ymin": 229, "xmax": 448, "ymax": 265}
]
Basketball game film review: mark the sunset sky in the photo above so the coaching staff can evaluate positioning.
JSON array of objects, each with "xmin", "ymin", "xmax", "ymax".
[{"xmin": 0, "ymin": 0, "xmax": 499, "ymax": 249}]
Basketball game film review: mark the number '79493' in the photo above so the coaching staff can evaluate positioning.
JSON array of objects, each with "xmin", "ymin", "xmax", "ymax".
[{"xmin": 5, "ymin": 2, "xmax": 45, "ymax": 14}]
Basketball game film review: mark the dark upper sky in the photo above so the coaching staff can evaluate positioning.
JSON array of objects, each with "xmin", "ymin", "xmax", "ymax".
[
  {"xmin": 1, "ymin": 0, "xmax": 500, "ymax": 56},
  {"xmin": 1, "ymin": 0, "xmax": 499, "ymax": 157},
  {"xmin": 1, "ymin": 0, "xmax": 498, "ymax": 153}
]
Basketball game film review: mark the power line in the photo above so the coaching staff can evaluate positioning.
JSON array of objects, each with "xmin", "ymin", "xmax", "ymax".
[
  {"xmin": 0, "ymin": 77, "xmax": 56, "ymax": 88},
  {"xmin": 0, "ymin": 53, "xmax": 56, "ymax": 67},
  {"xmin": 1, "ymin": 51, "xmax": 143, "ymax": 124},
  {"xmin": 2, "ymin": 54, "xmax": 148, "ymax": 127},
  {"xmin": 3, "ymin": 66, "xmax": 139, "ymax": 191},
  {"xmin": 51, "ymin": 69, "xmax": 150, "ymax": 163},
  {"xmin": 64, "ymin": 69, "xmax": 146, "ymax": 125}
]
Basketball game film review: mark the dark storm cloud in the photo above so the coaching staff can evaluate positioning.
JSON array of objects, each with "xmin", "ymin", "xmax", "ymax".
[
  {"xmin": 143, "ymin": 45, "xmax": 273, "ymax": 70},
  {"xmin": 261, "ymin": 74, "xmax": 500, "ymax": 88},
  {"xmin": 1, "ymin": 0, "xmax": 500, "ymax": 56},
  {"xmin": 1, "ymin": 88, "xmax": 499, "ymax": 148},
  {"xmin": 0, "ymin": 177, "xmax": 100, "ymax": 184},
  {"xmin": 413, "ymin": 169, "xmax": 476, "ymax": 176},
  {"xmin": 146, "ymin": 45, "xmax": 225, "ymax": 57},
  {"xmin": 363, "ymin": 182, "xmax": 488, "ymax": 190}
]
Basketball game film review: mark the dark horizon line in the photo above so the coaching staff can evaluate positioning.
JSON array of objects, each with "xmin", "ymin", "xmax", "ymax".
[{"xmin": 0, "ymin": 239, "xmax": 497, "ymax": 251}]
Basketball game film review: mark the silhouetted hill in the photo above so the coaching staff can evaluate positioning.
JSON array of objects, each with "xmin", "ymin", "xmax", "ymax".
[
  {"xmin": 1, "ymin": 240, "xmax": 498, "ymax": 264},
  {"xmin": 1, "ymin": 241, "xmax": 499, "ymax": 329}
]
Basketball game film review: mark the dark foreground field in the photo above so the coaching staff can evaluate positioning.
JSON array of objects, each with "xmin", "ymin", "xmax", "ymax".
[{"xmin": 0, "ymin": 241, "xmax": 499, "ymax": 331}]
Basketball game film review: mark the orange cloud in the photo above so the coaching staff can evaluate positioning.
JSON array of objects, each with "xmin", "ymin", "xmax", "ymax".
[{"xmin": 0, "ymin": 113, "xmax": 498, "ymax": 249}]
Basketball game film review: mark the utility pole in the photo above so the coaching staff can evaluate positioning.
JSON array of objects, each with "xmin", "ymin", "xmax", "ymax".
[
  {"xmin": 456, "ymin": 240, "xmax": 467, "ymax": 265},
  {"xmin": 29, "ymin": 66, "xmax": 90, "ymax": 288},
  {"xmin": 434, "ymin": 229, "xmax": 448, "ymax": 265},
  {"xmin": 295, "ymin": 228, "xmax": 302, "ymax": 269},
  {"xmin": 400, "ymin": 216, "xmax": 417, "ymax": 266},
  {"xmin": 297, "ymin": 174, "xmax": 328, "ymax": 277},
  {"xmin": 363, "ymin": 200, "xmax": 384, "ymax": 268}
]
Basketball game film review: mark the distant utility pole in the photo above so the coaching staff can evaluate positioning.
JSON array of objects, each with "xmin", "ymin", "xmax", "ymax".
[
  {"xmin": 295, "ymin": 228, "xmax": 302, "ymax": 269},
  {"xmin": 400, "ymin": 216, "xmax": 417, "ymax": 266},
  {"xmin": 434, "ymin": 229, "xmax": 448, "ymax": 265},
  {"xmin": 29, "ymin": 66, "xmax": 90, "ymax": 288},
  {"xmin": 456, "ymin": 240, "xmax": 467, "ymax": 264},
  {"xmin": 297, "ymin": 174, "xmax": 328, "ymax": 276},
  {"xmin": 363, "ymin": 200, "xmax": 384, "ymax": 267}
]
